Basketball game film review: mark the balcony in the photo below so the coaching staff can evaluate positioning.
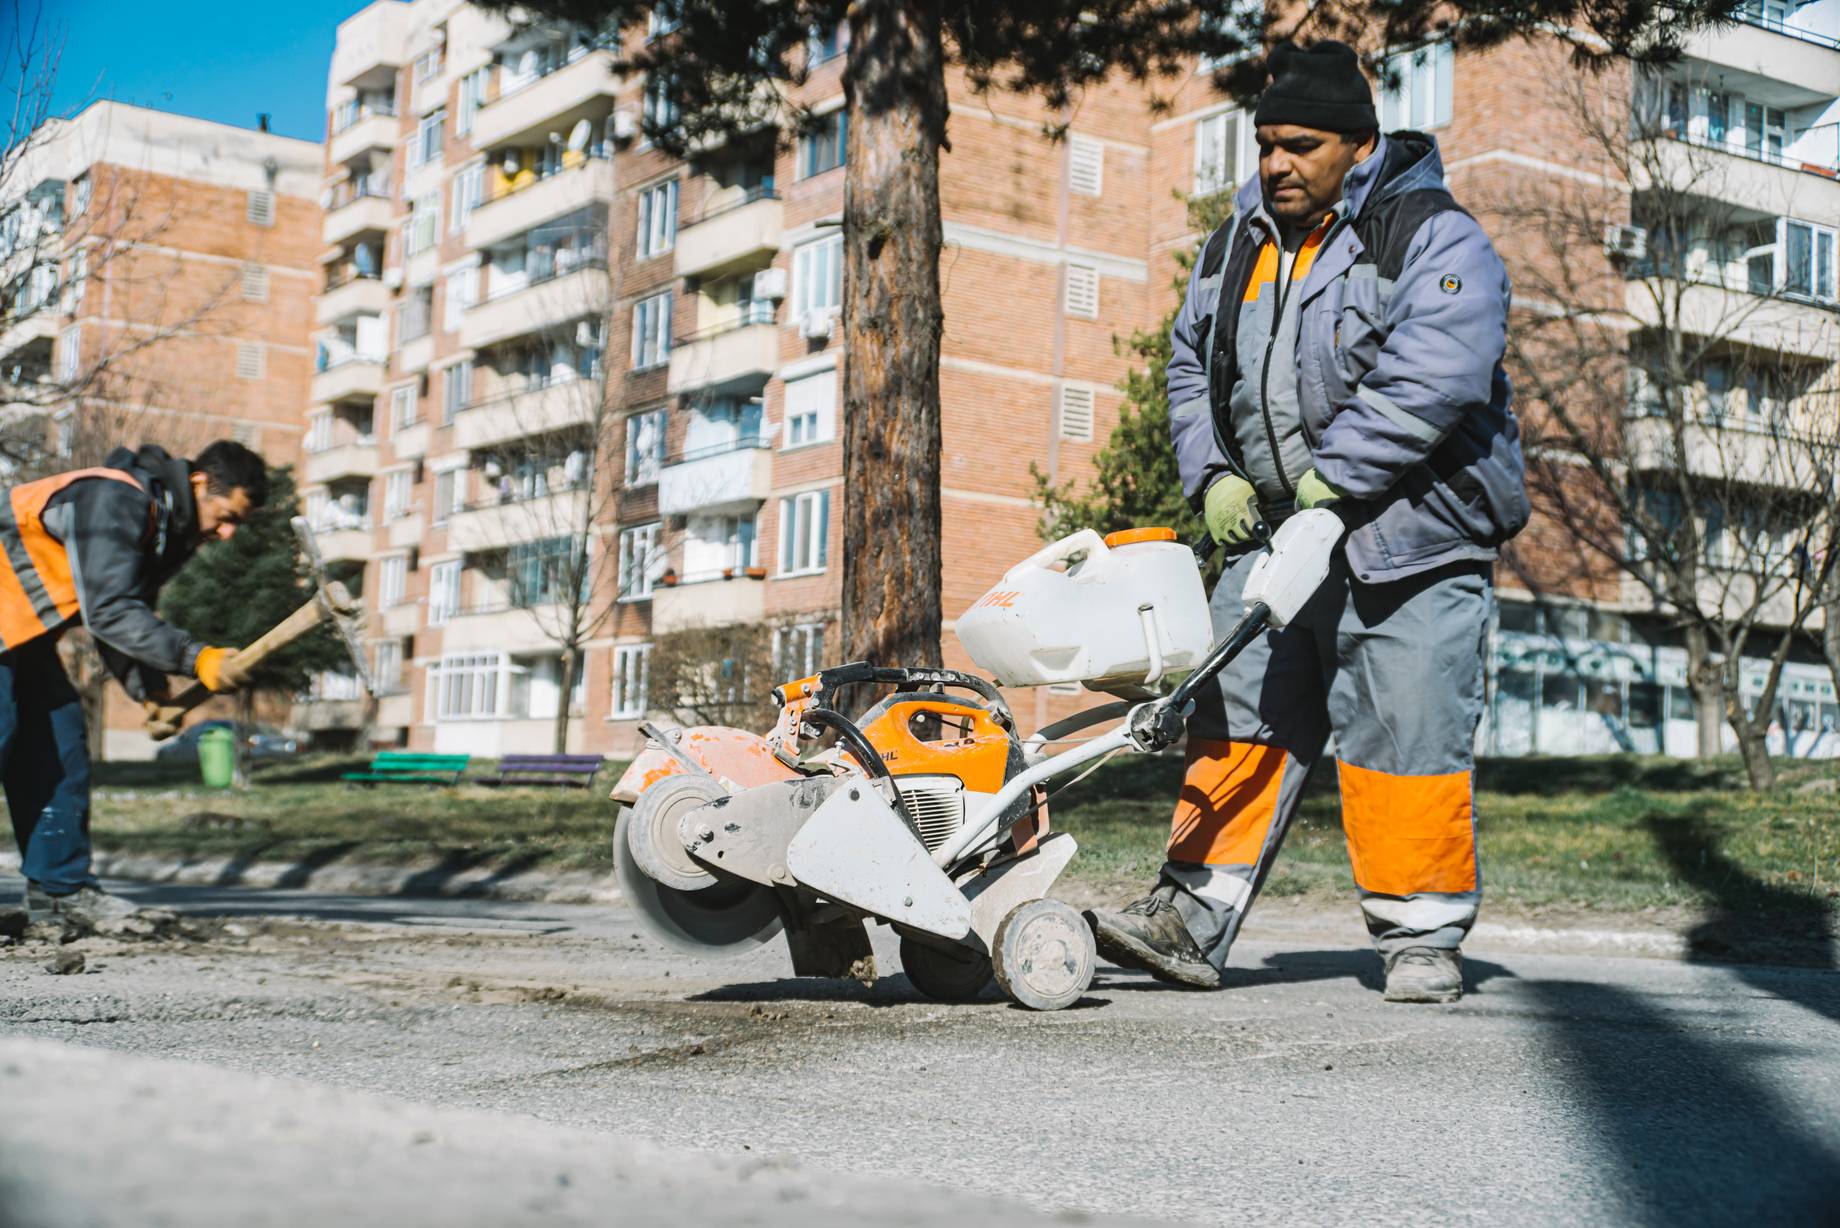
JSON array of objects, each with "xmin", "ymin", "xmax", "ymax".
[
  {"xmin": 315, "ymin": 273, "xmax": 389, "ymax": 325},
  {"xmin": 297, "ymin": 698, "xmax": 365, "ymax": 732},
  {"xmin": 386, "ymin": 511, "xmax": 424, "ymax": 549},
  {"xmin": 454, "ymin": 380, "xmax": 601, "ymax": 451},
  {"xmin": 468, "ymin": 158, "xmax": 615, "ymax": 251},
  {"xmin": 315, "ymin": 526, "xmax": 372, "ymax": 563},
  {"xmin": 381, "ymin": 600, "xmax": 420, "ymax": 638},
  {"xmin": 461, "ymin": 264, "xmax": 610, "ymax": 350},
  {"xmin": 0, "ymin": 309, "xmax": 59, "ymax": 364},
  {"xmin": 331, "ymin": 1, "xmax": 410, "ymax": 89},
  {"xmin": 1625, "ymin": 414, "xmax": 1840, "ymax": 494},
  {"xmin": 311, "ymin": 356, "xmax": 386, "ymax": 404},
  {"xmin": 470, "ymin": 50, "xmax": 619, "ymax": 150},
  {"xmin": 658, "ymin": 440, "xmax": 772, "ymax": 516},
  {"xmin": 666, "ymin": 319, "xmax": 779, "ymax": 395},
  {"xmin": 446, "ymin": 488, "xmax": 590, "ymax": 553},
  {"xmin": 328, "ymin": 108, "xmax": 398, "ymax": 167},
  {"xmin": 439, "ymin": 602, "xmax": 562, "ymax": 652},
  {"xmin": 651, "ymin": 573, "xmax": 766, "ymax": 633},
  {"xmin": 304, "ymin": 441, "xmax": 380, "ymax": 484},
  {"xmin": 375, "ymin": 691, "xmax": 413, "ymax": 730},
  {"xmin": 1641, "ymin": 136, "xmax": 1839, "ymax": 215},
  {"xmin": 674, "ymin": 191, "xmax": 783, "ymax": 280},
  {"xmin": 1624, "ymin": 281, "xmax": 1839, "ymax": 359},
  {"xmin": 322, "ymin": 192, "xmax": 394, "ymax": 246},
  {"xmin": 1684, "ymin": 18, "xmax": 1840, "ymax": 103}
]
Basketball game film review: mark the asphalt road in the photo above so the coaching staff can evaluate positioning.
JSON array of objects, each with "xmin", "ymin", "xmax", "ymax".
[{"xmin": 4, "ymin": 874, "xmax": 1839, "ymax": 1227}]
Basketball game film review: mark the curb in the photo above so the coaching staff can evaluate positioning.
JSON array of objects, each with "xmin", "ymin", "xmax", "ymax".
[{"xmin": 0, "ymin": 849, "xmax": 623, "ymax": 907}]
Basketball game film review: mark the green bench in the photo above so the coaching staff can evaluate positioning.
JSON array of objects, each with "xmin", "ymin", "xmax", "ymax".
[{"xmin": 341, "ymin": 751, "xmax": 471, "ymax": 786}]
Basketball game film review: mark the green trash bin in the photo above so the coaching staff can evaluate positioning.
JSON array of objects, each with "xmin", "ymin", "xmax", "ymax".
[{"xmin": 198, "ymin": 727, "xmax": 237, "ymax": 789}]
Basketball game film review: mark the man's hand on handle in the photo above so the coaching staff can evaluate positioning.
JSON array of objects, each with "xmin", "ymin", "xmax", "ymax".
[{"xmin": 193, "ymin": 646, "xmax": 245, "ymax": 694}]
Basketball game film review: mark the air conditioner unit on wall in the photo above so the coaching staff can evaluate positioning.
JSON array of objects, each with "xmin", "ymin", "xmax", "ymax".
[
  {"xmin": 610, "ymin": 109, "xmax": 639, "ymax": 145},
  {"xmin": 753, "ymin": 267, "xmax": 788, "ymax": 301},
  {"xmin": 799, "ymin": 311, "xmax": 834, "ymax": 341},
  {"xmin": 1602, "ymin": 224, "xmax": 1649, "ymax": 262},
  {"xmin": 382, "ymin": 267, "xmax": 404, "ymax": 289}
]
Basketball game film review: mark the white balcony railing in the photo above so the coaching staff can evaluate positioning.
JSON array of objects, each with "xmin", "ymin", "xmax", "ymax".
[{"xmin": 657, "ymin": 439, "xmax": 773, "ymax": 516}]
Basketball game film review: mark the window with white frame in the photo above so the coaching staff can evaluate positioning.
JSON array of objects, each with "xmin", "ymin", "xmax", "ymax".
[
  {"xmin": 411, "ymin": 108, "xmax": 445, "ymax": 169},
  {"xmin": 428, "ymin": 560, "xmax": 461, "ymax": 624},
  {"xmin": 375, "ymin": 639, "xmax": 405, "ymax": 693},
  {"xmin": 642, "ymin": 75, "xmax": 679, "ymax": 134},
  {"xmin": 637, "ymin": 179, "xmax": 677, "ymax": 258},
  {"xmin": 406, "ymin": 192, "xmax": 440, "ymax": 255},
  {"xmin": 1195, "ymin": 108, "xmax": 1257, "ymax": 195},
  {"xmin": 611, "ymin": 644, "xmax": 651, "ymax": 718},
  {"xmin": 57, "ymin": 326, "xmax": 79, "ymax": 380},
  {"xmin": 442, "ymin": 266, "xmax": 476, "ymax": 332},
  {"xmin": 306, "ymin": 410, "xmax": 333, "ymax": 453},
  {"xmin": 1781, "ymin": 219, "xmax": 1837, "ymax": 302},
  {"xmin": 64, "ymin": 249, "xmax": 87, "ymax": 313},
  {"xmin": 384, "ymin": 468, "xmax": 413, "ymax": 520},
  {"xmin": 455, "ymin": 67, "xmax": 489, "ymax": 136},
  {"xmin": 437, "ymin": 652, "xmax": 502, "ymax": 720},
  {"xmin": 1068, "ymin": 135, "xmax": 1104, "ymax": 196},
  {"xmin": 618, "ymin": 521, "xmax": 661, "ymax": 599},
  {"xmin": 451, "ymin": 162, "xmax": 484, "ymax": 231},
  {"xmin": 625, "ymin": 409, "xmax": 666, "ymax": 483},
  {"xmin": 778, "ymin": 489, "xmax": 831, "ymax": 576},
  {"xmin": 70, "ymin": 175, "xmax": 91, "ymax": 218},
  {"xmin": 631, "ymin": 291, "xmax": 672, "ymax": 369},
  {"xmin": 799, "ymin": 110, "xmax": 847, "ymax": 178},
  {"xmin": 1378, "ymin": 42, "xmax": 1454, "ymax": 132},
  {"xmin": 414, "ymin": 46, "xmax": 444, "ymax": 82},
  {"xmin": 783, "ymin": 368, "xmax": 837, "ymax": 447},
  {"xmin": 433, "ymin": 468, "xmax": 465, "ymax": 522},
  {"xmin": 379, "ymin": 554, "xmax": 407, "ymax": 607},
  {"xmin": 773, "ymin": 622, "xmax": 826, "ymax": 678},
  {"xmin": 442, "ymin": 360, "xmax": 473, "ymax": 422},
  {"xmin": 391, "ymin": 384, "xmax": 418, "ymax": 431},
  {"xmin": 793, "ymin": 235, "xmax": 842, "ymax": 317},
  {"xmin": 1063, "ymin": 262, "xmax": 1099, "ymax": 318}
]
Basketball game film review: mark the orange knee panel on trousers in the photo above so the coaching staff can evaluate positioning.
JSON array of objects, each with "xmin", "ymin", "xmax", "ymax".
[
  {"xmin": 1337, "ymin": 760, "xmax": 1477, "ymax": 895},
  {"xmin": 1167, "ymin": 739, "xmax": 1287, "ymax": 865}
]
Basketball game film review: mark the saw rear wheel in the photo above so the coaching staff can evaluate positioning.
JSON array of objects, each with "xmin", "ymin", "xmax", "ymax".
[
  {"xmin": 899, "ymin": 936, "xmax": 994, "ymax": 1002},
  {"xmin": 992, "ymin": 898, "xmax": 1095, "ymax": 1011}
]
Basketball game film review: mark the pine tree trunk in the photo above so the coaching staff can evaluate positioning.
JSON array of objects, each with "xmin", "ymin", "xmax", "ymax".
[{"xmin": 840, "ymin": 0, "xmax": 946, "ymax": 705}]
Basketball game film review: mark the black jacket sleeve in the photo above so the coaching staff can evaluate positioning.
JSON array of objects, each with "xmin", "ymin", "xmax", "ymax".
[{"xmin": 53, "ymin": 479, "xmax": 205, "ymax": 682}]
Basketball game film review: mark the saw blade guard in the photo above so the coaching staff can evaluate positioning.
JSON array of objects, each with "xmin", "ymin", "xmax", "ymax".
[{"xmin": 614, "ymin": 801, "xmax": 782, "ymax": 955}]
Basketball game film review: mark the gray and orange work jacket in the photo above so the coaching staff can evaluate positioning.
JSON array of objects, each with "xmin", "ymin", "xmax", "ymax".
[{"xmin": 0, "ymin": 444, "xmax": 206, "ymax": 697}]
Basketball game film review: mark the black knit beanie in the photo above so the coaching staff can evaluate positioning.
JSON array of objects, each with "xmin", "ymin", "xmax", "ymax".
[{"xmin": 1252, "ymin": 41, "xmax": 1377, "ymax": 133}]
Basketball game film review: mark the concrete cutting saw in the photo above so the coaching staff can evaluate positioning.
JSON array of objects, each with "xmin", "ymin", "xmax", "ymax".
[{"xmin": 611, "ymin": 509, "xmax": 1344, "ymax": 1010}]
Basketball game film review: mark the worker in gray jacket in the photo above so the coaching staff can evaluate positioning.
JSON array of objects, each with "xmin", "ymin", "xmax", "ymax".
[{"xmin": 1086, "ymin": 41, "xmax": 1528, "ymax": 1003}]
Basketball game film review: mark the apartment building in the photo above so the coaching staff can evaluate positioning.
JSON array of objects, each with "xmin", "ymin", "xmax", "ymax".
[
  {"xmin": 312, "ymin": 0, "xmax": 1840, "ymax": 761},
  {"xmin": 0, "ymin": 101, "xmax": 322, "ymax": 758}
]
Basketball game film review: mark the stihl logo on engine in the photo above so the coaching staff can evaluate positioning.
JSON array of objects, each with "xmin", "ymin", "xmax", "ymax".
[{"xmin": 975, "ymin": 590, "xmax": 1020, "ymax": 610}]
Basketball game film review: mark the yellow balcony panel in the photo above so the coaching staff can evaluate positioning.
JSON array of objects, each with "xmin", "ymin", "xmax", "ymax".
[
  {"xmin": 454, "ymin": 380, "xmax": 601, "ymax": 451},
  {"xmin": 469, "ymin": 160, "xmax": 615, "ymax": 251},
  {"xmin": 470, "ymin": 51, "xmax": 620, "ymax": 150},
  {"xmin": 315, "ymin": 275, "xmax": 389, "ymax": 326},
  {"xmin": 304, "ymin": 442, "xmax": 380, "ymax": 485},
  {"xmin": 311, "ymin": 358, "xmax": 385, "ymax": 405},
  {"xmin": 651, "ymin": 574, "xmax": 766, "ymax": 633},
  {"xmin": 322, "ymin": 193, "xmax": 394, "ymax": 246},
  {"xmin": 460, "ymin": 265, "xmax": 609, "ymax": 350},
  {"xmin": 674, "ymin": 193, "xmax": 782, "ymax": 280},
  {"xmin": 446, "ymin": 489, "xmax": 590, "ymax": 553},
  {"xmin": 666, "ymin": 322, "xmax": 778, "ymax": 396}
]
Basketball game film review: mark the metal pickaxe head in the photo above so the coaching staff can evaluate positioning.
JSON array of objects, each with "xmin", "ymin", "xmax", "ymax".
[{"xmin": 292, "ymin": 515, "xmax": 372, "ymax": 694}]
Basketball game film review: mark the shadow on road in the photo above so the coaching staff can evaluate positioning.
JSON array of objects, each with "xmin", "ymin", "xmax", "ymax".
[{"xmin": 1096, "ymin": 948, "xmax": 1516, "ymax": 996}]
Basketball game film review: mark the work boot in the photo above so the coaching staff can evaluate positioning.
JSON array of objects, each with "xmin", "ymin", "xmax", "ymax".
[
  {"xmin": 25, "ymin": 884, "xmax": 141, "ymax": 929},
  {"xmin": 1086, "ymin": 888, "xmax": 1220, "ymax": 989},
  {"xmin": 1383, "ymin": 946, "xmax": 1463, "ymax": 1003}
]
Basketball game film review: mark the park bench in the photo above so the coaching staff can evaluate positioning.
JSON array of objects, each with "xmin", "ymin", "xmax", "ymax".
[
  {"xmin": 470, "ymin": 753, "xmax": 605, "ymax": 790},
  {"xmin": 341, "ymin": 751, "xmax": 471, "ymax": 786}
]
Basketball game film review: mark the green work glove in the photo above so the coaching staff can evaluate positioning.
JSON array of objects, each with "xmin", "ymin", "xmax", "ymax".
[
  {"xmin": 1293, "ymin": 468, "xmax": 1346, "ymax": 511},
  {"xmin": 1204, "ymin": 474, "xmax": 1260, "ymax": 547}
]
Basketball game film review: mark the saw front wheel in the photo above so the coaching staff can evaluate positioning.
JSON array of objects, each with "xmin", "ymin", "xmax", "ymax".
[
  {"xmin": 899, "ymin": 936, "xmax": 994, "ymax": 1002},
  {"xmin": 992, "ymin": 898, "xmax": 1096, "ymax": 1011}
]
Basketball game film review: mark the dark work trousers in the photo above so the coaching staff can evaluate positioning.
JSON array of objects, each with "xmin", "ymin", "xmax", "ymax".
[{"xmin": 2, "ymin": 638, "xmax": 97, "ymax": 895}]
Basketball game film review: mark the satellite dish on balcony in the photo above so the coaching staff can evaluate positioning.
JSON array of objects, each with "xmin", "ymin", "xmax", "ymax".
[{"xmin": 567, "ymin": 119, "xmax": 592, "ymax": 153}]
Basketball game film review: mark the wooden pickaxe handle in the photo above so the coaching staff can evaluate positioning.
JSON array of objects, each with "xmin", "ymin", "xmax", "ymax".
[{"xmin": 144, "ymin": 580, "xmax": 357, "ymax": 740}]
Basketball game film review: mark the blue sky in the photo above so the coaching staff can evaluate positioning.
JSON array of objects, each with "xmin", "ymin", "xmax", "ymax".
[{"xmin": 42, "ymin": 0, "xmax": 375, "ymax": 142}]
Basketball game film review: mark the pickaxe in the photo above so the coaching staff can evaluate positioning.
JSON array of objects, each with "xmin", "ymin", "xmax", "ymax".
[{"xmin": 144, "ymin": 517, "xmax": 370, "ymax": 740}]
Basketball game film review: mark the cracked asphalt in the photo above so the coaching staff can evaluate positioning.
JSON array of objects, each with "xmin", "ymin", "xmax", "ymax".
[{"xmin": 3, "ymin": 874, "xmax": 1839, "ymax": 1227}]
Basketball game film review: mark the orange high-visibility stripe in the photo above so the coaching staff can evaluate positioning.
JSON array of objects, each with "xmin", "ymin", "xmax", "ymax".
[
  {"xmin": 1240, "ymin": 216, "xmax": 1332, "ymax": 304},
  {"xmin": 1241, "ymin": 244, "xmax": 1280, "ymax": 303},
  {"xmin": 1337, "ymin": 760, "xmax": 1478, "ymax": 895},
  {"xmin": 1167, "ymin": 738, "xmax": 1288, "ymax": 865},
  {"xmin": 0, "ymin": 467, "xmax": 147, "ymax": 650}
]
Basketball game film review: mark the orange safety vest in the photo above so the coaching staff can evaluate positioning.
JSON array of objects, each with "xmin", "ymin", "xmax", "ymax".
[{"xmin": 0, "ymin": 467, "xmax": 149, "ymax": 652}]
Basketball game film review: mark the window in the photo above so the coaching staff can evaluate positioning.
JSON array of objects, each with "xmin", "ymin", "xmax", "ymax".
[
  {"xmin": 375, "ymin": 640, "xmax": 404, "ymax": 693},
  {"xmin": 637, "ymin": 179, "xmax": 678, "ymax": 258},
  {"xmin": 808, "ymin": 24, "xmax": 843, "ymax": 65},
  {"xmin": 1781, "ymin": 220, "xmax": 1837, "ymax": 302},
  {"xmin": 799, "ymin": 110, "xmax": 847, "ymax": 178},
  {"xmin": 442, "ymin": 360, "xmax": 473, "ymax": 422},
  {"xmin": 631, "ymin": 291, "xmax": 673, "ymax": 369},
  {"xmin": 307, "ymin": 411, "xmax": 333, "ymax": 454},
  {"xmin": 428, "ymin": 560, "xmax": 461, "ymax": 624},
  {"xmin": 246, "ymin": 189, "xmax": 274, "ymax": 226},
  {"xmin": 1063, "ymin": 262, "xmax": 1099, "ymax": 317},
  {"xmin": 64, "ymin": 249, "xmax": 87, "ymax": 314},
  {"xmin": 778, "ymin": 489, "xmax": 831, "ymax": 576},
  {"xmin": 443, "ymin": 265, "xmax": 476, "ymax": 332},
  {"xmin": 414, "ymin": 46, "xmax": 444, "ymax": 82},
  {"xmin": 397, "ymin": 285, "xmax": 434, "ymax": 344},
  {"xmin": 235, "ymin": 343, "xmax": 265, "ymax": 380},
  {"xmin": 70, "ymin": 175, "xmax": 91, "ymax": 218},
  {"xmin": 391, "ymin": 384, "xmax": 418, "ymax": 431},
  {"xmin": 793, "ymin": 235, "xmax": 842, "ymax": 316},
  {"xmin": 379, "ymin": 554, "xmax": 407, "ymax": 607},
  {"xmin": 1057, "ymin": 385, "xmax": 1095, "ymax": 441},
  {"xmin": 384, "ymin": 469, "xmax": 413, "ymax": 520},
  {"xmin": 1194, "ymin": 108, "xmax": 1255, "ymax": 195},
  {"xmin": 1378, "ymin": 41, "xmax": 1454, "ymax": 132},
  {"xmin": 437, "ymin": 653, "xmax": 502, "ymax": 720},
  {"xmin": 451, "ymin": 162, "xmax": 483, "ymax": 231},
  {"xmin": 509, "ymin": 537, "xmax": 577, "ymax": 607},
  {"xmin": 784, "ymin": 368, "xmax": 837, "ymax": 447},
  {"xmin": 411, "ymin": 108, "xmax": 446, "ymax": 168},
  {"xmin": 642, "ymin": 75, "xmax": 679, "ymax": 135},
  {"xmin": 406, "ymin": 193, "xmax": 440, "ymax": 255},
  {"xmin": 618, "ymin": 522, "xmax": 662, "ymax": 600},
  {"xmin": 1743, "ymin": 101, "xmax": 1786, "ymax": 160},
  {"xmin": 1068, "ymin": 135, "xmax": 1104, "ymax": 196},
  {"xmin": 611, "ymin": 644, "xmax": 651, "ymax": 718},
  {"xmin": 773, "ymin": 623, "xmax": 826, "ymax": 679},
  {"xmin": 648, "ymin": 1, "xmax": 682, "ymax": 38},
  {"xmin": 625, "ymin": 408, "xmax": 666, "ymax": 483},
  {"xmin": 456, "ymin": 67, "xmax": 489, "ymax": 136},
  {"xmin": 241, "ymin": 263, "xmax": 269, "ymax": 302},
  {"xmin": 57, "ymin": 325, "xmax": 79, "ymax": 380},
  {"xmin": 433, "ymin": 468, "xmax": 464, "ymax": 523}
]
